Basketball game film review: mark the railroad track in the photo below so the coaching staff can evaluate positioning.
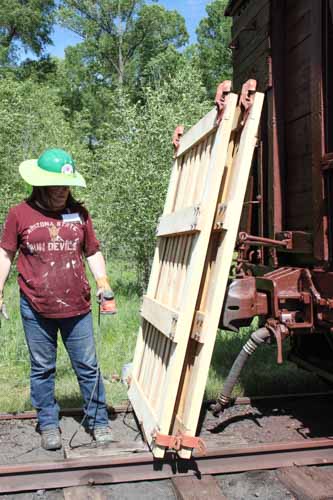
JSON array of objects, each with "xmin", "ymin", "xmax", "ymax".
[
  {"xmin": 1, "ymin": 436, "xmax": 333, "ymax": 493},
  {"xmin": 2, "ymin": 394, "xmax": 333, "ymax": 496}
]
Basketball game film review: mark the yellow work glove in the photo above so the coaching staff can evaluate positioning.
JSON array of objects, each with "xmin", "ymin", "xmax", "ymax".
[
  {"xmin": 0, "ymin": 292, "xmax": 9, "ymax": 320},
  {"xmin": 96, "ymin": 276, "xmax": 114, "ymax": 302},
  {"xmin": 96, "ymin": 276, "xmax": 117, "ymax": 315}
]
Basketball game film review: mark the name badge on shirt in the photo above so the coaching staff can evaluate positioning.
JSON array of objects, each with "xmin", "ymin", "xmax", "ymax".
[{"xmin": 61, "ymin": 213, "xmax": 82, "ymax": 223}]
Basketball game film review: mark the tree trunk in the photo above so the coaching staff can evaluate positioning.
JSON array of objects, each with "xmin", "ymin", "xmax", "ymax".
[{"xmin": 117, "ymin": 0, "xmax": 124, "ymax": 85}]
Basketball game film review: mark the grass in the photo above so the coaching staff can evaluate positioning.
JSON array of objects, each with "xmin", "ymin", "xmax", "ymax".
[
  {"xmin": 0, "ymin": 258, "xmax": 140, "ymax": 412},
  {"xmin": 0, "ymin": 259, "xmax": 329, "ymax": 413},
  {"xmin": 207, "ymin": 324, "xmax": 331, "ymax": 400}
]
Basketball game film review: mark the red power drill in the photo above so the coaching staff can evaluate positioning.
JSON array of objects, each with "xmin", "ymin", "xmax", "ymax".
[{"xmin": 100, "ymin": 288, "xmax": 117, "ymax": 315}]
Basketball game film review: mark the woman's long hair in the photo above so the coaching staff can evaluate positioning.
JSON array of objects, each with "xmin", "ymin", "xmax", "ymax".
[{"xmin": 26, "ymin": 187, "xmax": 85, "ymax": 214}]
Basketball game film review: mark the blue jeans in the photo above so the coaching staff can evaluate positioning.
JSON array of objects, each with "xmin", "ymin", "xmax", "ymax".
[{"xmin": 20, "ymin": 294, "xmax": 108, "ymax": 431}]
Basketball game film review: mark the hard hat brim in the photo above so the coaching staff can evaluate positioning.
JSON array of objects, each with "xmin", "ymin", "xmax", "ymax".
[{"xmin": 19, "ymin": 159, "xmax": 86, "ymax": 188}]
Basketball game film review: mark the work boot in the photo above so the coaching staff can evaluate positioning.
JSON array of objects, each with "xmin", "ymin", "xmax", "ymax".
[
  {"xmin": 92, "ymin": 426, "xmax": 114, "ymax": 445},
  {"xmin": 40, "ymin": 427, "xmax": 62, "ymax": 450}
]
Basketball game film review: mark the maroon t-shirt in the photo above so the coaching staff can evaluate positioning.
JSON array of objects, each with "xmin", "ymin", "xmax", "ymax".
[{"xmin": 0, "ymin": 201, "xmax": 100, "ymax": 318}]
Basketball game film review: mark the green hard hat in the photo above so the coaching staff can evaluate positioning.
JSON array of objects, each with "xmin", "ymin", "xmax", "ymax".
[{"xmin": 19, "ymin": 148, "xmax": 86, "ymax": 187}]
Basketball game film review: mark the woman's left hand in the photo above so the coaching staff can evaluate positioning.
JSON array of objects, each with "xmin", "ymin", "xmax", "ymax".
[{"xmin": 96, "ymin": 276, "xmax": 114, "ymax": 303}]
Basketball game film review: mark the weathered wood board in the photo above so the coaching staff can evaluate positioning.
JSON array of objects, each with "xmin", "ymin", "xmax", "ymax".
[
  {"xmin": 128, "ymin": 90, "xmax": 239, "ymax": 458},
  {"xmin": 171, "ymin": 91, "xmax": 264, "ymax": 459}
]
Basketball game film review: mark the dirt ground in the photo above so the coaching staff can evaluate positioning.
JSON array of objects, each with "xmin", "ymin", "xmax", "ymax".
[
  {"xmin": 200, "ymin": 394, "xmax": 333, "ymax": 447},
  {"xmin": 1, "ymin": 395, "xmax": 333, "ymax": 498},
  {"xmin": 0, "ymin": 409, "xmax": 143, "ymax": 465}
]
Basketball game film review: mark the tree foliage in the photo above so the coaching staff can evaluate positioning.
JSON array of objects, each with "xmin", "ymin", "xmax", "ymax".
[
  {"xmin": 0, "ymin": 76, "xmax": 90, "ymax": 219},
  {"xmin": 0, "ymin": 0, "xmax": 56, "ymax": 64},
  {"xmin": 87, "ymin": 59, "xmax": 211, "ymax": 286},
  {"xmin": 59, "ymin": 0, "xmax": 188, "ymax": 87},
  {"xmin": 0, "ymin": 0, "xmax": 234, "ymax": 288},
  {"xmin": 196, "ymin": 0, "xmax": 232, "ymax": 98}
]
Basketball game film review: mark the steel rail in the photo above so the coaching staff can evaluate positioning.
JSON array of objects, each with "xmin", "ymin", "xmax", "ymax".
[
  {"xmin": 205, "ymin": 390, "xmax": 333, "ymax": 408},
  {"xmin": 1, "ymin": 438, "xmax": 333, "ymax": 493},
  {"xmin": 0, "ymin": 404, "xmax": 130, "ymax": 420},
  {"xmin": 2, "ymin": 391, "xmax": 333, "ymax": 420}
]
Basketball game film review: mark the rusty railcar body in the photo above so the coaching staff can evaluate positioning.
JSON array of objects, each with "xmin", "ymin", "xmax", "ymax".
[{"xmin": 221, "ymin": 0, "xmax": 333, "ymax": 374}]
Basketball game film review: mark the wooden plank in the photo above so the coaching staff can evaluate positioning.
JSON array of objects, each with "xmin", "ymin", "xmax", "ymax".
[
  {"xmin": 285, "ymin": 41, "xmax": 311, "ymax": 123},
  {"xmin": 285, "ymin": 114, "xmax": 311, "ymax": 157},
  {"xmin": 277, "ymin": 466, "xmax": 333, "ymax": 500},
  {"xmin": 233, "ymin": 29, "xmax": 270, "ymax": 74},
  {"xmin": 157, "ymin": 205, "xmax": 201, "ymax": 237},
  {"xmin": 286, "ymin": 217, "xmax": 312, "ymax": 232},
  {"xmin": 233, "ymin": 3, "xmax": 270, "ymax": 68},
  {"xmin": 285, "ymin": 10, "xmax": 311, "ymax": 52},
  {"xmin": 155, "ymin": 238, "xmax": 173, "ymax": 303},
  {"xmin": 141, "ymin": 296, "xmax": 179, "ymax": 341},
  {"xmin": 233, "ymin": 40, "xmax": 271, "ymax": 92},
  {"xmin": 144, "ymin": 137, "xmax": 184, "ymax": 300},
  {"xmin": 232, "ymin": 0, "xmax": 268, "ymax": 39},
  {"xmin": 171, "ymin": 475, "xmax": 227, "ymax": 500},
  {"xmin": 176, "ymin": 108, "xmax": 218, "ymax": 158},
  {"xmin": 131, "ymin": 325, "xmax": 146, "ymax": 386},
  {"xmin": 285, "ymin": 191, "xmax": 313, "ymax": 226},
  {"xmin": 172, "ymin": 92, "xmax": 264, "ymax": 459},
  {"xmin": 127, "ymin": 375, "xmax": 159, "ymax": 444},
  {"xmin": 286, "ymin": 155, "xmax": 312, "ymax": 194},
  {"xmin": 63, "ymin": 486, "xmax": 108, "ymax": 500},
  {"xmin": 174, "ymin": 153, "xmax": 194, "ymax": 211},
  {"xmin": 286, "ymin": 0, "xmax": 311, "ymax": 31},
  {"xmin": 64, "ymin": 441, "xmax": 148, "ymax": 460}
]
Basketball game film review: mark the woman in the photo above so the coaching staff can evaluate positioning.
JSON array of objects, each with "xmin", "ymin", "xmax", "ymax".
[{"xmin": 0, "ymin": 148, "xmax": 114, "ymax": 450}]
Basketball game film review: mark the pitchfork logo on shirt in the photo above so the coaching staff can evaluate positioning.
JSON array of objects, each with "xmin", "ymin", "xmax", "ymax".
[{"xmin": 48, "ymin": 224, "xmax": 63, "ymax": 242}]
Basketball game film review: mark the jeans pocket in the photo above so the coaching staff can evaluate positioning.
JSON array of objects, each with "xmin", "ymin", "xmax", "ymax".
[{"xmin": 20, "ymin": 294, "xmax": 36, "ymax": 320}]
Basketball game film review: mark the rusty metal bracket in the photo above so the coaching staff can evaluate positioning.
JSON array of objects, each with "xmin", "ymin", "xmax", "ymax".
[
  {"xmin": 172, "ymin": 125, "xmax": 184, "ymax": 157},
  {"xmin": 215, "ymin": 80, "xmax": 232, "ymax": 125},
  {"xmin": 240, "ymin": 79, "xmax": 257, "ymax": 126},
  {"xmin": 244, "ymin": 194, "xmax": 262, "ymax": 206},
  {"xmin": 266, "ymin": 319, "xmax": 289, "ymax": 365},
  {"xmin": 191, "ymin": 310, "xmax": 205, "ymax": 342},
  {"xmin": 214, "ymin": 202, "xmax": 228, "ymax": 230},
  {"xmin": 238, "ymin": 232, "xmax": 291, "ymax": 249},
  {"xmin": 153, "ymin": 431, "xmax": 206, "ymax": 455}
]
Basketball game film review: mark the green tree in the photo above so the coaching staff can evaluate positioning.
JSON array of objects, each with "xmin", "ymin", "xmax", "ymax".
[
  {"xmin": 196, "ymin": 0, "xmax": 232, "ymax": 98},
  {"xmin": 0, "ymin": 0, "xmax": 56, "ymax": 64},
  {"xmin": 16, "ymin": 55, "xmax": 58, "ymax": 83},
  {"xmin": 59, "ymin": 0, "xmax": 188, "ymax": 87},
  {"xmin": 0, "ymin": 76, "xmax": 91, "ymax": 220},
  {"xmin": 89, "ymin": 59, "xmax": 211, "ymax": 287}
]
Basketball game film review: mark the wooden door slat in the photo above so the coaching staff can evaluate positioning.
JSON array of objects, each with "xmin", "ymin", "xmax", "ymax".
[{"xmin": 141, "ymin": 296, "xmax": 179, "ymax": 342}]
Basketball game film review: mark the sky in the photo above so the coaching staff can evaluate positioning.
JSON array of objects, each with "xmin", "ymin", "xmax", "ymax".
[{"xmin": 35, "ymin": 0, "xmax": 212, "ymax": 59}]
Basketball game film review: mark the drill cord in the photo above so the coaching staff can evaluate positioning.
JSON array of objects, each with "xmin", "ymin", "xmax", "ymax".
[{"xmin": 68, "ymin": 307, "xmax": 103, "ymax": 449}]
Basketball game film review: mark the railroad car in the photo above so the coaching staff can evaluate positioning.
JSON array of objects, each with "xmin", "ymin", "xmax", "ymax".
[{"xmin": 220, "ymin": 0, "xmax": 333, "ymax": 380}]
